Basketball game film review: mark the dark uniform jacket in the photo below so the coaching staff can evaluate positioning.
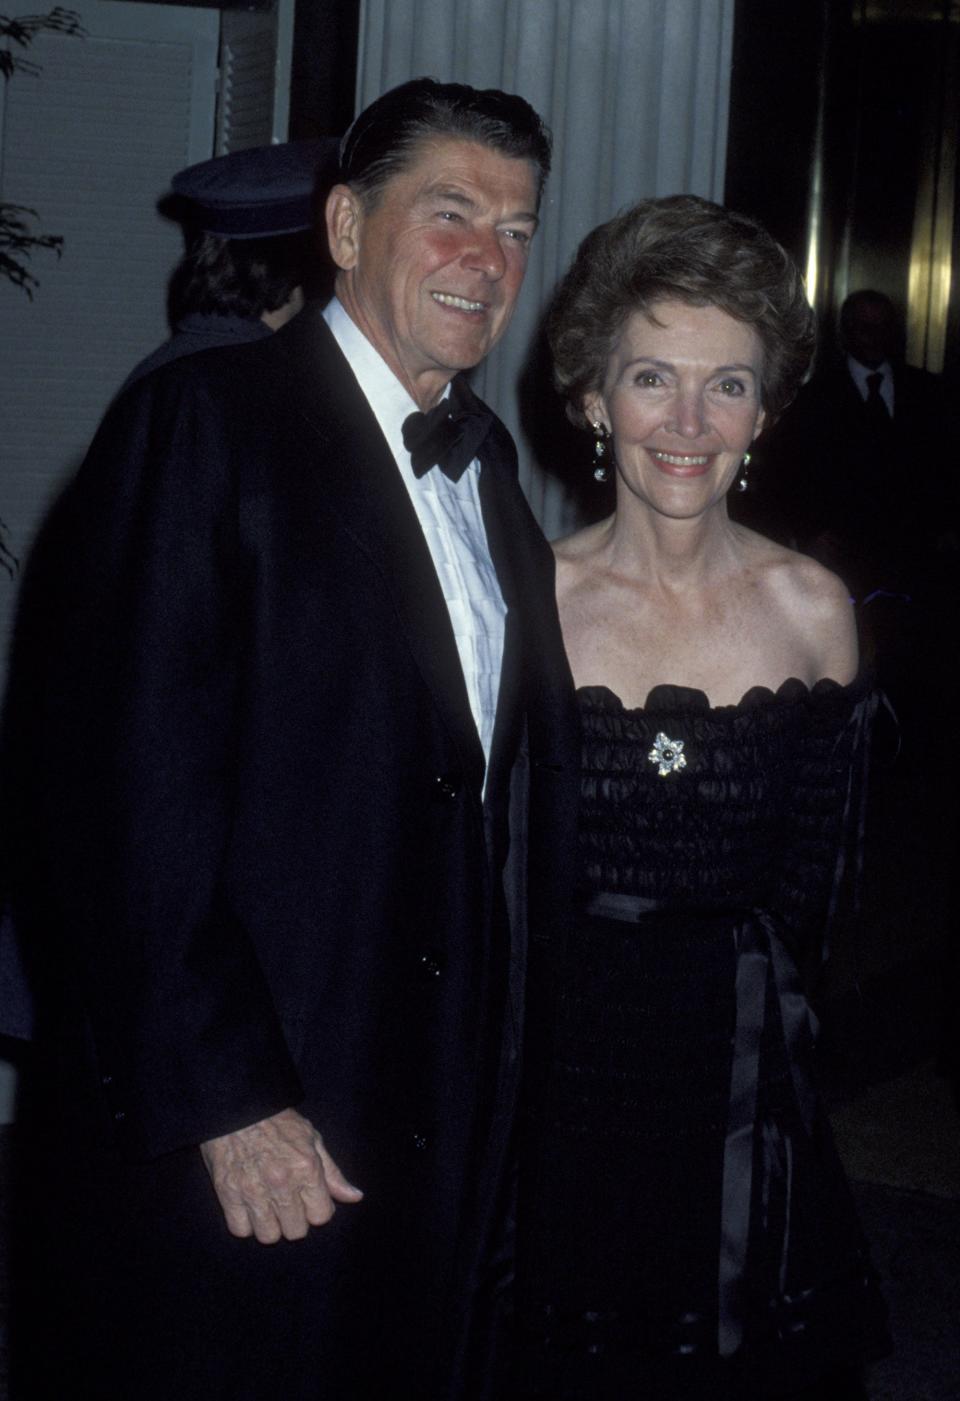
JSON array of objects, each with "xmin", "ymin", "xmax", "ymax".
[
  {"xmin": 119, "ymin": 311, "xmax": 273, "ymax": 391},
  {"xmin": 4, "ymin": 302, "xmax": 579, "ymax": 1400}
]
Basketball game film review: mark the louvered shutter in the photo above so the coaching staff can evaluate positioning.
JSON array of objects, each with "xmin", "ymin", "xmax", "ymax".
[{"xmin": 217, "ymin": 1, "xmax": 294, "ymax": 153}]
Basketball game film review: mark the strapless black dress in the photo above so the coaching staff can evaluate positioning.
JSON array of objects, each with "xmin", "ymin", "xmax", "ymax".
[{"xmin": 513, "ymin": 677, "xmax": 889, "ymax": 1399}]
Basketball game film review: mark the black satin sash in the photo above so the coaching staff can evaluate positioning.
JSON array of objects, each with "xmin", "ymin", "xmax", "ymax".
[{"xmin": 580, "ymin": 892, "xmax": 820, "ymax": 1359}]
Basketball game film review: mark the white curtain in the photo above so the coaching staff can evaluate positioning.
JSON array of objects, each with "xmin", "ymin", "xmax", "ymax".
[{"xmin": 355, "ymin": 0, "xmax": 735, "ymax": 537}]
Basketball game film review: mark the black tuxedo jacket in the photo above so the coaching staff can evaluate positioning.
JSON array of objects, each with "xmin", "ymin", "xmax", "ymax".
[{"xmin": 5, "ymin": 303, "xmax": 579, "ymax": 1399}]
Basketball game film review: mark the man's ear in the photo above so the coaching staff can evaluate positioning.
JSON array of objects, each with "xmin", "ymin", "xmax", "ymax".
[{"xmin": 326, "ymin": 184, "xmax": 363, "ymax": 271}]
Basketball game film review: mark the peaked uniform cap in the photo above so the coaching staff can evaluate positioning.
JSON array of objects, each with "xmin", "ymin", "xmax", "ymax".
[{"xmin": 170, "ymin": 139, "xmax": 341, "ymax": 239}]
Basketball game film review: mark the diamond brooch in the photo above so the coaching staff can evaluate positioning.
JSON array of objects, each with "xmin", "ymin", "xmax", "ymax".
[{"xmin": 648, "ymin": 732, "xmax": 687, "ymax": 776}]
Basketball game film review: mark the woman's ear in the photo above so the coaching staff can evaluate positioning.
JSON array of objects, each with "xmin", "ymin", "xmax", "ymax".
[
  {"xmin": 325, "ymin": 184, "xmax": 363, "ymax": 272},
  {"xmin": 582, "ymin": 391, "xmax": 607, "ymax": 430}
]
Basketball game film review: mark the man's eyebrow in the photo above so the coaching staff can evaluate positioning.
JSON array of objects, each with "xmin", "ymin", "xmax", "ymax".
[
  {"xmin": 427, "ymin": 185, "xmax": 475, "ymax": 208},
  {"xmin": 423, "ymin": 184, "xmax": 540, "ymax": 226}
]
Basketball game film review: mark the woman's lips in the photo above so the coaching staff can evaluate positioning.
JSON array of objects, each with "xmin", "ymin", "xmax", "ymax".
[{"xmin": 648, "ymin": 448, "xmax": 713, "ymax": 476}]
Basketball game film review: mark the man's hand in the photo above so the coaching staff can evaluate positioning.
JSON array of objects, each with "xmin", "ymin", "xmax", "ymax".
[{"xmin": 200, "ymin": 1107, "xmax": 363, "ymax": 1243}]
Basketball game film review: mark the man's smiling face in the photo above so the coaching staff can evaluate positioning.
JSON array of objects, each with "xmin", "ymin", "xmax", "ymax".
[{"xmin": 327, "ymin": 136, "xmax": 539, "ymax": 408}]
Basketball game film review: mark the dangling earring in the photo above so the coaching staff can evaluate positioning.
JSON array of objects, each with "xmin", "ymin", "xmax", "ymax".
[
  {"xmin": 592, "ymin": 421, "xmax": 610, "ymax": 482},
  {"xmin": 736, "ymin": 451, "xmax": 751, "ymax": 493}
]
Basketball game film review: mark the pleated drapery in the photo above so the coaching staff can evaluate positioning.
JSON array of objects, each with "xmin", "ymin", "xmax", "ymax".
[{"xmin": 355, "ymin": 0, "xmax": 735, "ymax": 536}]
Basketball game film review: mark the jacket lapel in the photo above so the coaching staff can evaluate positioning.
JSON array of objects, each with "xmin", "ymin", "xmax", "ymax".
[{"xmin": 272, "ymin": 308, "xmax": 487, "ymax": 796}]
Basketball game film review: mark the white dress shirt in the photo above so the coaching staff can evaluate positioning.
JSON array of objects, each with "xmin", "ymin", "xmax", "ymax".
[
  {"xmin": 323, "ymin": 298, "xmax": 505, "ymax": 776},
  {"xmin": 847, "ymin": 355, "xmax": 895, "ymax": 417}
]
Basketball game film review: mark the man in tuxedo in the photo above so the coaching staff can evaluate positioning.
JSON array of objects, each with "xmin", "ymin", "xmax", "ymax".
[{"xmin": 5, "ymin": 79, "xmax": 576, "ymax": 1401}]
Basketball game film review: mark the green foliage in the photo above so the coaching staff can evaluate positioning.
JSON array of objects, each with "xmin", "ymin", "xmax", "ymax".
[
  {"xmin": 0, "ymin": 7, "xmax": 83, "ymax": 78},
  {"xmin": 0, "ymin": 8, "xmax": 83, "ymax": 295},
  {"xmin": 1, "ymin": 10, "xmax": 83, "ymax": 574},
  {"xmin": 0, "ymin": 200, "xmax": 62, "ymax": 299}
]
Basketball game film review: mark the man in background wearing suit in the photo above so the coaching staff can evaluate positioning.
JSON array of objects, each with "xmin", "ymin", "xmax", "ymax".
[
  {"xmin": 742, "ymin": 288, "xmax": 953, "ymax": 601},
  {"xmin": 4, "ymin": 78, "xmax": 576, "ymax": 1401},
  {"xmin": 735, "ymin": 288, "xmax": 956, "ymax": 713}
]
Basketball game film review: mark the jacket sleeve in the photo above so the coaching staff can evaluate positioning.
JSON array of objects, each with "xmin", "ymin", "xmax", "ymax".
[{"xmin": 5, "ymin": 366, "xmax": 303, "ymax": 1159}]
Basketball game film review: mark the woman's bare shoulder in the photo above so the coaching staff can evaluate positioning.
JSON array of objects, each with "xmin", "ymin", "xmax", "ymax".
[
  {"xmin": 729, "ymin": 524, "xmax": 847, "ymax": 607},
  {"xmin": 758, "ymin": 543, "xmax": 858, "ymax": 682},
  {"xmin": 768, "ymin": 548, "xmax": 852, "ymax": 616}
]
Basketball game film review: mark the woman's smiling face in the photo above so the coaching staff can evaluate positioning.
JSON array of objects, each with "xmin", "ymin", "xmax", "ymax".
[{"xmin": 585, "ymin": 300, "xmax": 767, "ymax": 520}]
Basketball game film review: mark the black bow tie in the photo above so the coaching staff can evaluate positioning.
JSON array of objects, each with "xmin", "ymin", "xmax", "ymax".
[{"xmin": 402, "ymin": 384, "xmax": 492, "ymax": 482}]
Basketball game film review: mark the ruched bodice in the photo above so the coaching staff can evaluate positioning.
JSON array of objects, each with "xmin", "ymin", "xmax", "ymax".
[
  {"xmin": 513, "ymin": 677, "xmax": 889, "ymax": 1400},
  {"xmin": 576, "ymin": 676, "xmax": 870, "ymax": 920}
]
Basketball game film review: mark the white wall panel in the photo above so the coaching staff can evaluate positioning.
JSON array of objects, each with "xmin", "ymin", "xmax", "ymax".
[{"xmin": 0, "ymin": 1, "xmax": 219, "ymax": 689}]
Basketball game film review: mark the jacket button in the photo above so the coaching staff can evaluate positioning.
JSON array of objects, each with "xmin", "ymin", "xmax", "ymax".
[
  {"xmin": 433, "ymin": 773, "xmax": 460, "ymax": 800},
  {"xmin": 101, "ymin": 1074, "xmax": 114, "ymax": 1086},
  {"xmin": 412, "ymin": 1131, "xmax": 428, "ymax": 1151},
  {"xmin": 113, "ymin": 1110, "xmax": 126, "ymax": 1123},
  {"xmin": 418, "ymin": 950, "xmax": 442, "ymax": 980}
]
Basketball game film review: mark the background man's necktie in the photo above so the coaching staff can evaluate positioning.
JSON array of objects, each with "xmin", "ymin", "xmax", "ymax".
[{"xmin": 865, "ymin": 371, "xmax": 891, "ymax": 423}]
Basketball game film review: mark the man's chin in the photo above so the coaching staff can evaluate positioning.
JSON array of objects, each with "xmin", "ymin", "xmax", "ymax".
[
  {"xmin": 427, "ymin": 315, "xmax": 511, "ymax": 366},
  {"xmin": 434, "ymin": 335, "xmax": 501, "ymax": 376}
]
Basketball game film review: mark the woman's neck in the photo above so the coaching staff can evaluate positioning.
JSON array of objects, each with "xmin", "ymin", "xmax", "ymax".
[{"xmin": 600, "ymin": 492, "xmax": 740, "ymax": 594}]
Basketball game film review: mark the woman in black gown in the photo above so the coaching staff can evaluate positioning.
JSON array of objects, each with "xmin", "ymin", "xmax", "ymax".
[{"xmin": 513, "ymin": 197, "xmax": 889, "ymax": 1399}]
